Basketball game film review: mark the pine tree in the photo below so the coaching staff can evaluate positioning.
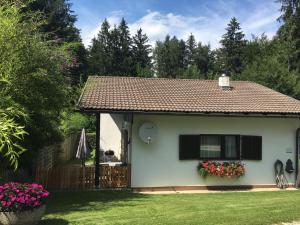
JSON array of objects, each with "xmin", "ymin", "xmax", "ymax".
[
  {"xmin": 27, "ymin": 0, "xmax": 80, "ymax": 42},
  {"xmin": 220, "ymin": 17, "xmax": 245, "ymax": 77},
  {"xmin": 186, "ymin": 34, "xmax": 197, "ymax": 66},
  {"xmin": 153, "ymin": 35, "xmax": 187, "ymax": 78},
  {"xmin": 132, "ymin": 28, "xmax": 152, "ymax": 77},
  {"xmin": 88, "ymin": 18, "xmax": 136, "ymax": 76},
  {"xmin": 178, "ymin": 39, "xmax": 187, "ymax": 70},
  {"xmin": 88, "ymin": 19, "xmax": 111, "ymax": 75},
  {"xmin": 109, "ymin": 25, "xmax": 121, "ymax": 75},
  {"xmin": 117, "ymin": 18, "xmax": 133, "ymax": 76},
  {"xmin": 194, "ymin": 43, "xmax": 212, "ymax": 78}
]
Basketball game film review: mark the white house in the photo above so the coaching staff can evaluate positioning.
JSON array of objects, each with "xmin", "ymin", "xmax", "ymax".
[{"xmin": 78, "ymin": 75, "xmax": 300, "ymax": 191}]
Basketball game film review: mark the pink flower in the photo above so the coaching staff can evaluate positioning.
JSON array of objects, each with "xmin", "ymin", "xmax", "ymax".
[{"xmin": 0, "ymin": 182, "xmax": 49, "ymax": 211}]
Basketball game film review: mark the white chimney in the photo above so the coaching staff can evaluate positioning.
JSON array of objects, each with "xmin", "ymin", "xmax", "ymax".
[{"xmin": 218, "ymin": 74, "xmax": 230, "ymax": 88}]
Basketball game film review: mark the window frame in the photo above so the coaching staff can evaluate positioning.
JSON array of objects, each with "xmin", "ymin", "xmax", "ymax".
[{"xmin": 199, "ymin": 134, "xmax": 240, "ymax": 160}]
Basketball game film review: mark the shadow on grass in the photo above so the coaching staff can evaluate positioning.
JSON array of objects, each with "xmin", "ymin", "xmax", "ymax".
[
  {"xmin": 45, "ymin": 190, "xmax": 148, "ymax": 215},
  {"xmin": 39, "ymin": 218, "xmax": 69, "ymax": 225}
]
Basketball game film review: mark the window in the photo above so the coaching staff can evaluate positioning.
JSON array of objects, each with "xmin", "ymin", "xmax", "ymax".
[
  {"xmin": 200, "ymin": 135, "xmax": 221, "ymax": 159},
  {"xmin": 224, "ymin": 136, "xmax": 238, "ymax": 159},
  {"xmin": 179, "ymin": 134, "xmax": 261, "ymax": 160},
  {"xmin": 200, "ymin": 135, "xmax": 239, "ymax": 160}
]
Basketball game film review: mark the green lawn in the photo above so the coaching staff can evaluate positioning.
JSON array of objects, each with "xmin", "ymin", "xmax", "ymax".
[{"xmin": 40, "ymin": 190, "xmax": 300, "ymax": 225}]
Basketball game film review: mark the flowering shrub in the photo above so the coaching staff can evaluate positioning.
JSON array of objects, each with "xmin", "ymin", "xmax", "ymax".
[
  {"xmin": 198, "ymin": 161, "xmax": 245, "ymax": 178},
  {"xmin": 0, "ymin": 183, "xmax": 49, "ymax": 212}
]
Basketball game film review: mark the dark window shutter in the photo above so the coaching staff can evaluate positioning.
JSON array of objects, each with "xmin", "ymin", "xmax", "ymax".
[
  {"xmin": 241, "ymin": 136, "xmax": 262, "ymax": 160},
  {"xmin": 179, "ymin": 135, "xmax": 200, "ymax": 160}
]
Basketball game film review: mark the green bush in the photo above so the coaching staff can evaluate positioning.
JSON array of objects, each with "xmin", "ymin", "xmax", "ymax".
[{"xmin": 60, "ymin": 112, "xmax": 95, "ymax": 136}]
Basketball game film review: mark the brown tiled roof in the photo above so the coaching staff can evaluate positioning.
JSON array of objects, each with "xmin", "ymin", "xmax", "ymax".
[{"xmin": 78, "ymin": 76, "xmax": 300, "ymax": 115}]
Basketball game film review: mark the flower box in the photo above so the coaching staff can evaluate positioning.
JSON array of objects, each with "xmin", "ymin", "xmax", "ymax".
[
  {"xmin": 197, "ymin": 161, "xmax": 245, "ymax": 178},
  {"xmin": 0, "ymin": 205, "xmax": 46, "ymax": 225},
  {"xmin": 0, "ymin": 183, "xmax": 49, "ymax": 225}
]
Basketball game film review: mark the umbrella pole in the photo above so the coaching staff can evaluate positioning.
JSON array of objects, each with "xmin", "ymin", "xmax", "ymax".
[{"xmin": 82, "ymin": 159, "xmax": 85, "ymax": 188}]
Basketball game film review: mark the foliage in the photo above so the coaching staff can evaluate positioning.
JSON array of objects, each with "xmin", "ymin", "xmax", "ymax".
[
  {"xmin": 153, "ymin": 35, "xmax": 187, "ymax": 78},
  {"xmin": 241, "ymin": 36, "xmax": 300, "ymax": 98},
  {"xmin": 0, "ymin": 183, "xmax": 49, "ymax": 212},
  {"xmin": 132, "ymin": 28, "xmax": 152, "ymax": 77},
  {"xmin": 60, "ymin": 112, "xmax": 95, "ymax": 136},
  {"xmin": 153, "ymin": 34, "xmax": 213, "ymax": 79},
  {"xmin": 0, "ymin": 96, "xmax": 27, "ymax": 170},
  {"xmin": 219, "ymin": 17, "xmax": 246, "ymax": 77},
  {"xmin": 277, "ymin": 0, "xmax": 300, "ymax": 72},
  {"xmin": 117, "ymin": 18, "xmax": 134, "ymax": 76},
  {"xmin": 88, "ymin": 19, "xmax": 152, "ymax": 77},
  {"xmin": 186, "ymin": 34, "xmax": 197, "ymax": 66},
  {"xmin": 26, "ymin": 0, "xmax": 88, "ymax": 86},
  {"xmin": 182, "ymin": 65, "xmax": 200, "ymax": 79},
  {"xmin": 27, "ymin": 0, "xmax": 80, "ymax": 42},
  {"xmin": 61, "ymin": 42, "xmax": 88, "ymax": 85},
  {"xmin": 0, "ymin": 2, "xmax": 70, "ymax": 168},
  {"xmin": 194, "ymin": 42, "xmax": 213, "ymax": 78},
  {"xmin": 88, "ymin": 19, "xmax": 111, "ymax": 75},
  {"xmin": 197, "ymin": 161, "xmax": 245, "ymax": 178}
]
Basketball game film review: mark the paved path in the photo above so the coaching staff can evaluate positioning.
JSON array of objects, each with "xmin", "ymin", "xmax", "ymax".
[
  {"xmin": 280, "ymin": 222, "xmax": 300, "ymax": 225},
  {"xmin": 138, "ymin": 187, "xmax": 298, "ymax": 194}
]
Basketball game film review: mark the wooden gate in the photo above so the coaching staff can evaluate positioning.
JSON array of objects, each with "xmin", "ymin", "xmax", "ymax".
[{"xmin": 36, "ymin": 165, "xmax": 131, "ymax": 190}]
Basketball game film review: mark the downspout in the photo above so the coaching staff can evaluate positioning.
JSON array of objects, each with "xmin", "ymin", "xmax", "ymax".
[
  {"xmin": 128, "ymin": 113, "xmax": 134, "ymax": 188},
  {"xmin": 296, "ymin": 127, "xmax": 300, "ymax": 188},
  {"xmin": 129, "ymin": 113, "xmax": 133, "ymax": 163}
]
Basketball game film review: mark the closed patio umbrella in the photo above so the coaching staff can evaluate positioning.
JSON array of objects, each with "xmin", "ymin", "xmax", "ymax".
[
  {"xmin": 76, "ymin": 128, "xmax": 90, "ymax": 162},
  {"xmin": 76, "ymin": 128, "xmax": 90, "ymax": 188}
]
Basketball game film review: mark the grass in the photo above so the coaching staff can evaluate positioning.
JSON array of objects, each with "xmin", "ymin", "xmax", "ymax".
[{"xmin": 40, "ymin": 190, "xmax": 300, "ymax": 225}]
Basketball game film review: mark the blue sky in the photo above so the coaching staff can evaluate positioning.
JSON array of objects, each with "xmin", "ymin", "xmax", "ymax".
[{"xmin": 70, "ymin": 0, "xmax": 282, "ymax": 48}]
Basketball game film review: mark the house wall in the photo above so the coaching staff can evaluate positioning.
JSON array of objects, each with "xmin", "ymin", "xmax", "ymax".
[
  {"xmin": 131, "ymin": 115, "xmax": 299, "ymax": 188},
  {"xmin": 100, "ymin": 113, "xmax": 124, "ymax": 160}
]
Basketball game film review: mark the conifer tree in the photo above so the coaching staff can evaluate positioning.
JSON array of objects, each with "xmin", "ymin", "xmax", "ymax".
[
  {"xmin": 132, "ymin": 28, "xmax": 152, "ymax": 77},
  {"xmin": 88, "ymin": 19, "xmax": 111, "ymax": 75},
  {"xmin": 117, "ymin": 18, "xmax": 133, "ymax": 76},
  {"xmin": 220, "ymin": 17, "xmax": 245, "ymax": 77},
  {"xmin": 186, "ymin": 34, "xmax": 197, "ymax": 66}
]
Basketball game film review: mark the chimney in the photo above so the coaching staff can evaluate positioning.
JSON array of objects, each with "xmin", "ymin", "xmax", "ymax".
[{"xmin": 218, "ymin": 74, "xmax": 230, "ymax": 88}]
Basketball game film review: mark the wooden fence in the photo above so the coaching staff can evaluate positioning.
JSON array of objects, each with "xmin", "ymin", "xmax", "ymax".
[
  {"xmin": 36, "ymin": 165, "xmax": 131, "ymax": 190},
  {"xmin": 0, "ymin": 168, "xmax": 31, "ymax": 183}
]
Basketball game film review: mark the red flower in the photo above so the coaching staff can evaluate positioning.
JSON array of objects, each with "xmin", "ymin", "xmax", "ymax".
[{"xmin": 198, "ymin": 161, "xmax": 245, "ymax": 178}]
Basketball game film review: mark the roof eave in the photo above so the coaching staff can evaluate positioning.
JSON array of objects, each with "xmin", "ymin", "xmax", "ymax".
[{"xmin": 77, "ymin": 107, "xmax": 300, "ymax": 118}]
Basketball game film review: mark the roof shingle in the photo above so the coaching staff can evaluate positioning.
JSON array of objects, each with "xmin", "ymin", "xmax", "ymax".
[{"xmin": 78, "ymin": 76, "xmax": 300, "ymax": 115}]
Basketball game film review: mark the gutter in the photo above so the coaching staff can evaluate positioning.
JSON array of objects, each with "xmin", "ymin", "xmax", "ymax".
[{"xmin": 77, "ymin": 108, "xmax": 300, "ymax": 118}]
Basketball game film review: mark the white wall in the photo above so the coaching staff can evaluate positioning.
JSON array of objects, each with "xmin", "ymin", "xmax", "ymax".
[
  {"xmin": 131, "ymin": 115, "xmax": 299, "ymax": 188},
  {"xmin": 100, "ymin": 113, "xmax": 123, "ymax": 160}
]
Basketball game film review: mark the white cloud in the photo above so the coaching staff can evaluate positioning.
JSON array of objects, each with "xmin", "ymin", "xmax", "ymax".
[
  {"xmin": 129, "ymin": 11, "xmax": 208, "ymax": 46},
  {"xmin": 242, "ymin": 3, "xmax": 281, "ymax": 38},
  {"xmin": 81, "ymin": 11, "xmax": 125, "ymax": 47},
  {"xmin": 107, "ymin": 10, "xmax": 124, "ymax": 26},
  {"xmin": 81, "ymin": 2, "xmax": 280, "ymax": 49}
]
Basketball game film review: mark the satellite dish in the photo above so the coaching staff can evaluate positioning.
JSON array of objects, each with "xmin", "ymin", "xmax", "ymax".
[{"xmin": 138, "ymin": 122, "xmax": 157, "ymax": 144}]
